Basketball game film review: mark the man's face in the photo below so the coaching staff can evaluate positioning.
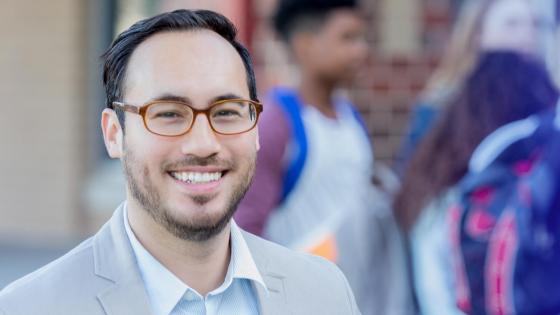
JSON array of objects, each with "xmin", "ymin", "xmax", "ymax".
[
  {"xmin": 104, "ymin": 30, "xmax": 258, "ymax": 241},
  {"xmin": 295, "ymin": 9, "xmax": 369, "ymax": 84}
]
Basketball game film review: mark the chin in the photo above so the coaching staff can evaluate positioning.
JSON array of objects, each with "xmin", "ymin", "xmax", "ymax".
[
  {"xmin": 167, "ymin": 198, "xmax": 220, "ymax": 221},
  {"xmin": 158, "ymin": 197, "xmax": 235, "ymax": 241},
  {"xmin": 161, "ymin": 204, "xmax": 233, "ymax": 242}
]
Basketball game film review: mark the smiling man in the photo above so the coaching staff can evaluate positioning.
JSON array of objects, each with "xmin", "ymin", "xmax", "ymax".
[{"xmin": 0, "ymin": 10, "xmax": 360, "ymax": 315}]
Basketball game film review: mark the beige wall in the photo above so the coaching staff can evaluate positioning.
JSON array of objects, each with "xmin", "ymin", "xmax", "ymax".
[
  {"xmin": 0, "ymin": 0, "xmax": 87, "ymax": 243},
  {"xmin": 378, "ymin": 0, "xmax": 422, "ymax": 56}
]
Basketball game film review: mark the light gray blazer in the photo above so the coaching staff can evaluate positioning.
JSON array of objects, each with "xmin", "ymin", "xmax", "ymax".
[{"xmin": 0, "ymin": 206, "xmax": 361, "ymax": 315}]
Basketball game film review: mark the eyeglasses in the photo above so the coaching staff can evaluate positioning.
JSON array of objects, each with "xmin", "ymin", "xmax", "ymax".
[{"xmin": 112, "ymin": 99, "xmax": 263, "ymax": 136}]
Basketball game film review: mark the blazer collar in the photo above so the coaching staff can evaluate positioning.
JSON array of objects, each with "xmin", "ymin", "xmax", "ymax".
[
  {"xmin": 92, "ymin": 203, "xmax": 152, "ymax": 315},
  {"xmin": 242, "ymin": 231, "xmax": 290, "ymax": 315}
]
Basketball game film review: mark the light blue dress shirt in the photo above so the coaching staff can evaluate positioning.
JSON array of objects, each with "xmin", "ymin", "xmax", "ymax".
[{"xmin": 123, "ymin": 205, "xmax": 267, "ymax": 315}]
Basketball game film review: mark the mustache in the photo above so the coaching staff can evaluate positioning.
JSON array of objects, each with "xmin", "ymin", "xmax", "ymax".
[{"xmin": 161, "ymin": 155, "xmax": 234, "ymax": 171}]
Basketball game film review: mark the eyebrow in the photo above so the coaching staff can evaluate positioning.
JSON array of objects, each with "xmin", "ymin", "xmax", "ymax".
[
  {"xmin": 210, "ymin": 93, "xmax": 246, "ymax": 103},
  {"xmin": 150, "ymin": 94, "xmax": 191, "ymax": 104},
  {"xmin": 148, "ymin": 93, "xmax": 246, "ymax": 105}
]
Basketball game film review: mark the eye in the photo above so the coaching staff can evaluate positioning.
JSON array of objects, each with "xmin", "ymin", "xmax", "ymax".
[
  {"xmin": 213, "ymin": 109, "xmax": 242, "ymax": 117},
  {"xmin": 155, "ymin": 111, "xmax": 183, "ymax": 119}
]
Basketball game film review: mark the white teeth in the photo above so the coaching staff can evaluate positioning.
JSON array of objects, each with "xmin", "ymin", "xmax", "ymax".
[{"xmin": 171, "ymin": 171, "xmax": 222, "ymax": 184}]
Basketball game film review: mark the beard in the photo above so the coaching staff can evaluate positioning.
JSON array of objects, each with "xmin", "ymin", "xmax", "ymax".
[{"xmin": 123, "ymin": 145, "xmax": 255, "ymax": 242}]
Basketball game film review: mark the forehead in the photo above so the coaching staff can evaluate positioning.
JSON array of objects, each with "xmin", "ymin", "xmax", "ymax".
[{"xmin": 123, "ymin": 30, "xmax": 249, "ymax": 104}]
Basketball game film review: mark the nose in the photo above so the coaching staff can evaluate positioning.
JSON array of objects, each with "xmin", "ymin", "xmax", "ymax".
[
  {"xmin": 180, "ymin": 113, "xmax": 221, "ymax": 157},
  {"xmin": 353, "ymin": 37, "xmax": 369, "ymax": 62}
]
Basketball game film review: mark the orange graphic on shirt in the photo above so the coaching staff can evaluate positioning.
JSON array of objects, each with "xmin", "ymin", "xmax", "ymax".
[{"xmin": 306, "ymin": 234, "xmax": 338, "ymax": 262}]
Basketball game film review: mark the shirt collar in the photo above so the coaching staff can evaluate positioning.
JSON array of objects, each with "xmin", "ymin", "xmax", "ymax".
[{"xmin": 123, "ymin": 203, "xmax": 267, "ymax": 315}]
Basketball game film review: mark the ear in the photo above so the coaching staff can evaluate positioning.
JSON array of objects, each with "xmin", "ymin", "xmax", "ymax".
[{"xmin": 101, "ymin": 108, "xmax": 124, "ymax": 159}]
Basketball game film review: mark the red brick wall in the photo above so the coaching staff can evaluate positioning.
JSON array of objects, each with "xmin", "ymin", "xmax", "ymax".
[{"xmin": 356, "ymin": 0, "xmax": 454, "ymax": 163}]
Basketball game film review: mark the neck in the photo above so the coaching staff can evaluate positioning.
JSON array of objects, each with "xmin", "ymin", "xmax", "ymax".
[
  {"xmin": 127, "ymin": 199, "xmax": 231, "ymax": 296},
  {"xmin": 299, "ymin": 72, "xmax": 338, "ymax": 118}
]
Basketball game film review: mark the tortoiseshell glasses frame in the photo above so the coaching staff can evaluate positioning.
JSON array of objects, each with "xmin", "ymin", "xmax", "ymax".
[{"xmin": 111, "ymin": 98, "xmax": 263, "ymax": 137}]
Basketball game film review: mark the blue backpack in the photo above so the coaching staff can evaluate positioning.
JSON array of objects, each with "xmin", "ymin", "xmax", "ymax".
[
  {"xmin": 268, "ymin": 87, "xmax": 370, "ymax": 203},
  {"xmin": 449, "ymin": 110, "xmax": 560, "ymax": 315}
]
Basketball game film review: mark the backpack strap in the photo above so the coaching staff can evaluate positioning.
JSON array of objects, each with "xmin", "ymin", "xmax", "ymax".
[
  {"xmin": 270, "ymin": 88, "xmax": 371, "ymax": 204},
  {"xmin": 268, "ymin": 87, "xmax": 309, "ymax": 204},
  {"xmin": 469, "ymin": 116, "xmax": 539, "ymax": 173},
  {"xmin": 350, "ymin": 105, "xmax": 370, "ymax": 140}
]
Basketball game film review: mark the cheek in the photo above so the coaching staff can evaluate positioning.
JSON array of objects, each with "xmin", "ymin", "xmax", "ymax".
[
  {"xmin": 125, "ymin": 131, "xmax": 174, "ymax": 170},
  {"xmin": 305, "ymin": 38, "xmax": 334, "ymax": 68},
  {"xmin": 226, "ymin": 134, "xmax": 258, "ymax": 161}
]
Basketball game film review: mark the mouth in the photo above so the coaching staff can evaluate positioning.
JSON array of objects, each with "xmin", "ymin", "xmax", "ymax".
[{"xmin": 169, "ymin": 171, "xmax": 224, "ymax": 184}]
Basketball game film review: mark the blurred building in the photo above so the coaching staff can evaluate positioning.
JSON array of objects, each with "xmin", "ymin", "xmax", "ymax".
[{"xmin": 0, "ymin": 0, "xmax": 558, "ymax": 287}]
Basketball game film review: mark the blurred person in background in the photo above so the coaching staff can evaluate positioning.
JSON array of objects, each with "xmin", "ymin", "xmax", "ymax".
[
  {"xmin": 394, "ymin": 51, "xmax": 559, "ymax": 315},
  {"xmin": 448, "ymin": 99, "xmax": 560, "ymax": 315},
  {"xmin": 0, "ymin": 9, "xmax": 362, "ymax": 315},
  {"xmin": 395, "ymin": 0, "xmax": 547, "ymax": 174},
  {"xmin": 235, "ymin": 0, "xmax": 412, "ymax": 314}
]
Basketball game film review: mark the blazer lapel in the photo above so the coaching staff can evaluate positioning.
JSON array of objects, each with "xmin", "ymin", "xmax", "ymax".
[
  {"xmin": 242, "ymin": 232, "xmax": 290, "ymax": 315},
  {"xmin": 255, "ymin": 273, "xmax": 290, "ymax": 315},
  {"xmin": 97, "ymin": 281, "xmax": 152, "ymax": 315},
  {"xmin": 93, "ymin": 204, "xmax": 153, "ymax": 315}
]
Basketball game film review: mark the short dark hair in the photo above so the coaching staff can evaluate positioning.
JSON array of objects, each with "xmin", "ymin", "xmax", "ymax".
[
  {"xmin": 273, "ymin": 0, "xmax": 358, "ymax": 42},
  {"xmin": 102, "ymin": 9, "xmax": 257, "ymax": 129}
]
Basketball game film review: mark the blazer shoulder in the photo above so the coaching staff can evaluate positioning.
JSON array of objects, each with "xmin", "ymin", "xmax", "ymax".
[
  {"xmin": 243, "ymin": 230, "xmax": 341, "ymax": 273},
  {"xmin": 243, "ymin": 231, "xmax": 360, "ymax": 314},
  {"xmin": 0, "ymin": 237, "xmax": 99, "ymax": 309}
]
